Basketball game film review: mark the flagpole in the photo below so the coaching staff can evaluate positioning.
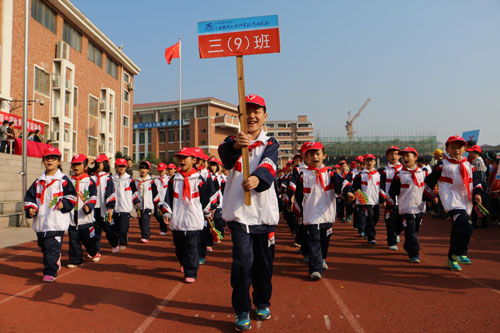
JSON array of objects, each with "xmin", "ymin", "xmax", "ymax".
[{"xmin": 178, "ymin": 36, "xmax": 182, "ymax": 150}]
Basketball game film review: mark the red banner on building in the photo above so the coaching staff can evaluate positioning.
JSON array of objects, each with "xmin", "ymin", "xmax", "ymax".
[{"xmin": 0, "ymin": 111, "xmax": 45, "ymax": 134}]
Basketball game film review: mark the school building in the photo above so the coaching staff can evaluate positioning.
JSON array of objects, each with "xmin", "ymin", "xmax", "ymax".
[
  {"xmin": 0, "ymin": 0, "xmax": 140, "ymax": 161},
  {"xmin": 265, "ymin": 115, "xmax": 315, "ymax": 167},
  {"xmin": 133, "ymin": 97, "xmax": 240, "ymax": 163}
]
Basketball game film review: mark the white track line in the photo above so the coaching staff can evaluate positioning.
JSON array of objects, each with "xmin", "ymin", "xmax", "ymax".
[
  {"xmin": 0, "ymin": 249, "xmax": 36, "ymax": 261},
  {"xmin": 422, "ymin": 257, "xmax": 500, "ymax": 294},
  {"xmin": 135, "ymin": 282, "xmax": 183, "ymax": 333},
  {"xmin": 322, "ymin": 278, "xmax": 364, "ymax": 333},
  {"xmin": 0, "ymin": 265, "xmax": 82, "ymax": 305}
]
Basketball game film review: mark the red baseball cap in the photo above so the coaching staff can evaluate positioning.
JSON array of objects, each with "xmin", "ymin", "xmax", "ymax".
[
  {"xmin": 334, "ymin": 164, "xmax": 341, "ymax": 169},
  {"xmin": 139, "ymin": 161, "xmax": 151, "ymax": 169},
  {"xmin": 300, "ymin": 142, "xmax": 312, "ymax": 154},
  {"xmin": 167, "ymin": 163, "xmax": 176, "ymax": 169},
  {"xmin": 245, "ymin": 94, "xmax": 266, "ymax": 111},
  {"xmin": 287, "ymin": 160, "xmax": 293, "ymax": 165},
  {"xmin": 71, "ymin": 154, "xmax": 88, "ymax": 164},
  {"xmin": 350, "ymin": 161, "xmax": 357, "ymax": 168},
  {"xmin": 401, "ymin": 147, "xmax": 418, "ymax": 156},
  {"xmin": 174, "ymin": 147, "xmax": 196, "ymax": 158},
  {"xmin": 446, "ymin": 135, "xmax": 467, "ymax": 146},
  {"xmin": 302, "ymin": 142, "xmax": 324, "ymax": 153},
  {"xmin": 157, "ymin": 163, "xmax": 167, "ymax": 171},
  {"xmin": 386, "ymin": 146, "xmax": 400, "ymax": 154},
  {"xmin": 364, "ymin": 154, "xmax": 376, "ymax": 160},
  {"xmin": 95, "ymin": 154, "xmax": 109, "ymax": 163},
  {"xmin": 192, "ymin": 147, "xmax": 208, "ymax": 160},
  {"xmin": 466, "ymin": 145, "xmax": 482, "ymax": 153},
  {"xmin": 115, "ymin": 158, "xmax": 127, "ymax": 166},
  {"xmin": 42, "ymin": 146, "xmax": 61, "ymax": 157},
  {"xmin": 355, "ymin": 155, "xmax": 364, "ymax": 162},
  {"xmin": 339, "ymin": 160, "xmax": 347, "ymax": 165}
]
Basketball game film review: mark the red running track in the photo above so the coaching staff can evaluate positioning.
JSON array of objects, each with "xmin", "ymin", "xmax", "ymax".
[{"xmin": 0, "ymin": 214, "xmax": 499, "ymax": 332}]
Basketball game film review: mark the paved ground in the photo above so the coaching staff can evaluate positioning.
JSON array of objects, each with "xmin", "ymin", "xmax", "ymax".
[{"xmin": 0, "ymin": 215, "xmax": 499, "ymax": 332}]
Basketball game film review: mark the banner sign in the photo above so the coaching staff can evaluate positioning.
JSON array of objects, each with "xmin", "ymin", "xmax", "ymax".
[
  {"xmin": 0, "ymin": 111, "xmax": 45, "ymax": 134},
  {"xmin": 198, "ymin": 15, "xmax": 280, "ymax": 58},
  {"xmin": 461, "ymin": 129, "xmax": 480, "ymax": 144},
  {"xmin": 133, "ymin": 120, "xmax": 184, "ymax": 130}
]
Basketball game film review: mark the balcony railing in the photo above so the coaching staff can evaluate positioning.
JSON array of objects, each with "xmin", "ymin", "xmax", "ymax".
[{"xmin": 214, "ymin": 114, "xmax": 240, "ymax": 130}]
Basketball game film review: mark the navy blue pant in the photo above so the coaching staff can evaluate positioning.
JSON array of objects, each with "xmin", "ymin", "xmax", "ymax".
[
  {"xmin": 306, "ymin": 223, "xmax": 333, "ymax": 274},
  {"xmin": 337, "ymin": 198, "xmax": 345, "ymax": 219},
  {"xmin": 353, "ymin": 205, "xmax": 361, "ymax": 229},
  {"xmin": 401, "ymin": 214, "xmax": 422, "ymax": 257},
  {"xmin": 112, "ymin": 212, "xmax": 130, "ymax": 246},
  {"xmin": 138, "ymin": 209, "xmax": 152, "ymax": 240},
  {"xmin": 229, "ymin": 222, "xmax": 275, "ymax": 313},
  {"xmin": 384, "ymin": 206, "xmax": 402, "ymax": 246},
  {"xmin": 37, "ymin": 231, "xmax": 64, "ymax": 277},
  {"xmin": 213, "ymin": 208, "xmax": 225, "ymax": 237},
  {"xmin": 357, "ymin": 204, "xmax": 380, "ymax": 241},
  {"xmin": 154, "ymin": 206, "xmax": 168, "ymax": 233},
  {"xmin": 296, "ymin": 224, "xmax": 308, "ymax": 257},
  {"xmin": 68, "ymin": 224, "xmax": 98, "ymax": 264},
  {"xmin": 284, "ymin": 210, "xmax": 299, "ymax": 235},
  {"xmin": 172, "ymin": 230, "xmax": 201, "ymax": 279},
  {"xmin": 448, "ymin": 209, "xmax": 473, "ymax": 259},
  {"xmin": 94, "ymin": 208, "xmax": 116, "ymax": 250}
]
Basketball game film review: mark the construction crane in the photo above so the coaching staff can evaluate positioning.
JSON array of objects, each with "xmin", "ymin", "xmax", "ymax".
[{"xmin": 345, "ymin": 98, "xmax": 371, "ymax": 140}]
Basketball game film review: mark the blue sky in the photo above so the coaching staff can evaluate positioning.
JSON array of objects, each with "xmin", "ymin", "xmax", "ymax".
[{"xmin": 73, "ymin": 0, "xmax": 500, "ymax": 145}]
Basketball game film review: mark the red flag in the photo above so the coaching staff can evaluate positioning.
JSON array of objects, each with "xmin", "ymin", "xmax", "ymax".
[{"xmin": 164, "ymin": 42, "xmax": 180, "ymax": 65}]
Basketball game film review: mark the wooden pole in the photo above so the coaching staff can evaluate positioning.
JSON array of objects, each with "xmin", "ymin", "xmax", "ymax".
[{"xmin": 236, "ymin": 56, "xmax": 251, "ymax": 205}]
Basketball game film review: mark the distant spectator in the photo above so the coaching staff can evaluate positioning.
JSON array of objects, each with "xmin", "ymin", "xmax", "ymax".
[
  {"xmin": 46, "ymin": 139, "xmax": 53, "ymax": 145},
  {"xmin": 6, "ymin": 121, "xmax": 15, "ymax": 153},
  {"xmin": 126, "ymin": 158, "xmax": 134, "ymax": 178},
  {"xmin": 34, "ymin": 129, "xmax": 42, "ymax": 142},
  {"xmin": 0, "ymin": 120, "xmax": 8, "ymax": 153},
  {"xmin": 27, "ymin": 131, "xmax": 35, "ymax": 141}
]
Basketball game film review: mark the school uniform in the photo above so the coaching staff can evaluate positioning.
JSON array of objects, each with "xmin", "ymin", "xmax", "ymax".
[
  {"xmin": 388, "ymin": 166, "xmax": 429, "ymax": 258},
  {"xmin": 344, "ymin": 169, "xmax": 386, "ymax": 242},
  {"xmin": 112, "ymin": 173, "xmax": 140, "ymax": 247},
  {"xmin": 154, "ymin": 174, "xmax": 170, "ymax": 233},
  {"xmin": 425, "ymin": 157, "xmax": 483, "ymax": 259},
  {"xmin": 212, "ymin": 171, "xmax": 226, "ymax": 237},
  {"xmin": 288, "ymin": 162, "xmax": 308, "ymax": 249},
  {"xmin": 161, "ymin": 169, "xmax": 211, "ymax": 279},
  {"xmin": 68, "ymin": 174, "xmax": 98, "ymax": 264},
  {"xmin": 24, "ymin": 170, "xmax": 77, "ymax": 277},
  {"xmin": 92, "ymin": 171, "xmax": 116, "ymax": 249},
  {"xmin": 218, "ymin": 130, "xmax": 279, "ymax": 314},
  {"xmin": 380, "ymin": 162, "xmax": 403, "ymax": 247},
  {"xmin": 197, "ymin": 166, "xmax": 218, "ymax": 259},
  {"xmin": 135, "ymin": 175, "xmax": 159, "ymax": 240},
  {"xmin": 294, "ymin": 166, "xmax": 343, "ymax": 274}
]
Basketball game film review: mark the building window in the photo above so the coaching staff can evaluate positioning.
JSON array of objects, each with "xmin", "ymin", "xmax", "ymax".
[
  {"xmin": 34, "ymin": 67, "xmax": 50, "ymax": 96},
  {"xmin": 185, "ymin": 127, "xmax": 190, "ymax": 141},
  {"xmin": 123, "ymin": 115, "xmax": 129, "ymax": 128},
  {"xmin": 268, "ymin": 132, "xmax": 275, "ymax": 136},
  {"xmin": 123, "ymin": 146, "xmax": 129, "ymax": 157},
  {"xmin": 88, "ymin": 42, "xmax": 103, "ymax": 67},
  {"xmin": 278, "ymin": 124, "xmax": 286, "ymax": 128},
  {"xmin": 139, "ymin": 113, "xmax": 153, "ymax": 123},
  {"xmin": 147, "ymin": 130, "xmax": 152, "ymax": 144},
  {"xmin": 168, "ymin": 130, "xmax": 175, "ymax": 143},
  {"xmin": 201, "ymin": 129, "xmax": 206, "ymax": 133},
  {"xmin": 159, "ymin": 130, "xmax": 166, "ymax": 143},
  {"xmin": 74, "ymin": 87, "xmax": 78, "ymax": 108},
  {"xmin": 267, "ymin": 124, "xmax": 275, "ymax": 128},
  {"xmin": 89, "ymin": 95, "xmax": 98, "ymax": 117},
  {"xmin": 139, "ymin": 131, "xmax": 145, "ymax": 144},
  {"xmin": 124, "ymin": 72, "xmax": 130, "ymax": 83},
  {"xmin": 88, "ymin": 137, "xmax": 97, "ymax": 157},
  {"xmin": 159, "ymin": 152, "xmax": 166, "ymax": 163},
  {"xmin": 160, "ymin": 111, "xmax": 174, "ymax": 121},
  {"xmin": 201, "ymin": 140, "xmax": 206, "ymax": 145},
  {"xmin": 72, "ymin": 132, "xmax": 77, "ymax": 153},
  {"xmin": 182, "ymin": 108, "xmax": 193, "ymax": 120},
  {"xmin": 31, "ymin": 0, "xmax": 56, "ymax": 33},
  {"xmin": 278, "ymin": 132, "xmax": 288, "ymax": 136},
  {"xmin": 298, "ymin": 123, "xmax": 310, "ymax": 128},
  {"xmin": 63, "ymin": 21, "xmax": 82, "ymax": 52},
  {"xmin": 198, "ymin": 107, "xmax": 207, "ymax": 117},
  {"xmin": 124, "ymin": 90, "xmax": 130, "ymax": 102},
  {"xmin": 106, "ymin": 58, "xmax": 118, "ymax": 79}
]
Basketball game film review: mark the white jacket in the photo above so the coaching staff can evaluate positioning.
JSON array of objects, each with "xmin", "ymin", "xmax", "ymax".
[{"xmin": 112, "ymin": 173, "xmax": 139, "ymax": 213}]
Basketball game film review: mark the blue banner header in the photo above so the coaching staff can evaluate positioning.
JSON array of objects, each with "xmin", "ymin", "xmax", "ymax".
[
  {"xmin": 133, "ymin": 120, "xmax": 183, "ymax": 130},
  {"xmin": 198, "ymin": 15, "xmax": 278, "ymax": 34}
]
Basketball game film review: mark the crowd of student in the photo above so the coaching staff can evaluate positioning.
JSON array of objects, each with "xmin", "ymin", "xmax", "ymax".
[{"xmin": 23, "ymin": 93, "xmax": 499, "ymax": 331}]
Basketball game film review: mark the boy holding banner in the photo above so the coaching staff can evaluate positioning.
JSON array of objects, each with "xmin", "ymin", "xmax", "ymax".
[{"xmin": 218, "ymin": 94, "xmax": 279, "ymax": 331}]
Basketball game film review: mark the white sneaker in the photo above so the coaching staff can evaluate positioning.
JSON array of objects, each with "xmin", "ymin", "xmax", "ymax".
[
  {"xmin": 119, "ymin": 245, "xmax": 126, "ymax": 251},
  {"xmin": 67, "ymin": 263, "xmax": 83, "ymax": 269},
  {"xmin": 396, "ymin": 235, "xmax": 401, "ymax": 243},
  {"xmin": 159, "ymin": 231, "xmax": 167, "ymax": 236},
  {"xmin": 388, "ymin": 245, "xmax": 398, "ymax": 251},
  {"xmin": 92, "ymin": 253, "xmax": 101, "ymax": 262},
  {"xmin": 111, "ymin": 246, "xmax": 120, "ymax": 253}
]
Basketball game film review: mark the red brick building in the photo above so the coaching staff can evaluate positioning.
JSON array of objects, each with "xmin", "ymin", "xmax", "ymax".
[
  {"xmin": 133, "ymin": 97, "xmax": 240, "ymax": 163},
  {"xmin": 0, "ymin": 0, "xmax": 140, "ymax": 161}
]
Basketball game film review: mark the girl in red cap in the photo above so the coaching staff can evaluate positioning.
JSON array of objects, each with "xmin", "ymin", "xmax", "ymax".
[
  {"xmin": 154, "ymin": 163, "xmax": 170, "ymax": 236},
  {"xmin": 135, "ymin": 161, "xmax": 159, "ymax": 243},
  {"xmin": 24, "ymin": 147, "xmax": 77, "ymax": 282},
  {"xmin": 424, "ymin": 136, "xmax": 483, "ymax": 271}
]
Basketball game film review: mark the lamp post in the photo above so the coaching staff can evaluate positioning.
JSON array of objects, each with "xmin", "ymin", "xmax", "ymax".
[{"xmin": 20, "ymin": 0, "xmax": 29, "ymax": 227}]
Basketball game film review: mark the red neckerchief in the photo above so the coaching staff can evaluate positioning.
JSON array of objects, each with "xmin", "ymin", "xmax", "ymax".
[
  {"xmin": 446, "ymin": 157, "xmax": 471, "ymax": 200},
  {"xmin": 197, "ymin": 165, "xmax": 205, "ymax": 171},
  {"xmin": 95, "ymin": 172, "xmax": 108, "ymax": 186},
  {"xmin": 307, "ymin": 165, "xmax": 328, "ymax": 194},
  {"xmin": 179, "ymin": 169, "xmax": 198, "ymax": 202},
  {"xmin": 72, "ymin": 173, "xmax": 89, "ymax": 207},
  {"xmin": 39, "ymin": 179, "xmax": 57, "ymax": 204},
  {"xmin": 248, "ymin": 141, "xmax": 263, "ymax": 152},
  {"xmin": 342, "ymin": 171, "xmax": 349, "ymax": 179},
  {"xmin": 366, "ymin": 170, "xmax": 378, "ymax": 180},
  {"xmin": 390, "ymin": 163, "xmax": 402, "ymax": 172},
  {"xmin": 402, "ymin": 166, "xmax": 421, "ymax": 187}
]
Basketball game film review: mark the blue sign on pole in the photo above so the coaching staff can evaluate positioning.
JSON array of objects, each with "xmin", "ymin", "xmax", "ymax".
[
  {"xmin": 133, "ymin": 120, "xmax": 183, "ymax": 130},
  {"xmin": 461, "ymin": 129, "xmax": 480, "ymax": 144},
  {"xmin": 197, "ymin": 15, "xmax": 279, "ymax": 34}
]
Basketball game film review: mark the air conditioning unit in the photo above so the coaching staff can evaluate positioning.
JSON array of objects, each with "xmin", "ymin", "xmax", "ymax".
[
  {"xmin": 99, "ymin": 102, "xmax": 107, "ymax": 111},
  {"xmin": 55, "ymin": 41, "xmax": 70, "ymax": 60},
  {"xmin": 127, "ymin": 82, "xmax": 135, "ymax": 90},
  {"xmin": 50, "ymin": 131, "xmax": 60, "ymax": 141},
  {"xmin": 53, "ymin": 75, "xmax": 61, "ymax": 88}
]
